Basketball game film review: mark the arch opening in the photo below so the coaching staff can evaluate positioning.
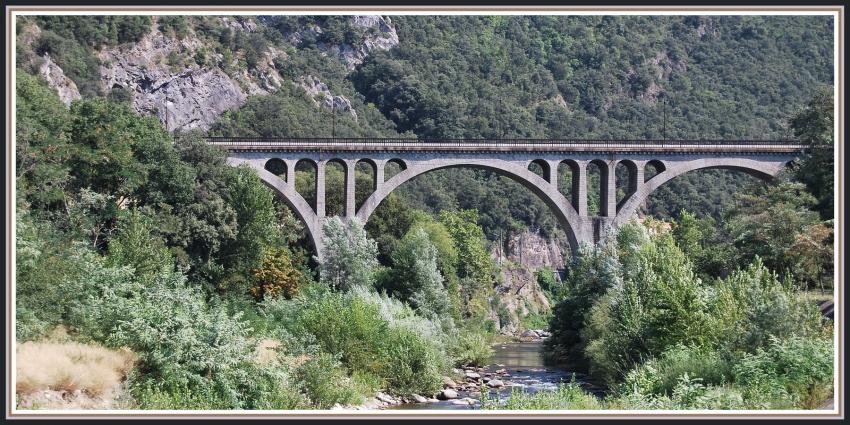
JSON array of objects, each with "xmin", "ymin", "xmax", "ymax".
[
  {"xmin": 616, "ymin": 160, "xmax": 639, "ymax": 212},
  {"xmin": 557, "ymin": 160, "xmax": 581, "ymax": 210},
  {"xmin": 645, "ymin": 160, "xmax": 666, "ymax": 182},
  {"xmin": 295, "ymin": 159, "xmax": 318, "ymax": 213},
  {"xmin": 385, "ymin": 159, "xmax": 407, "ymax": 182},
  {"xmin": 528, "ymin": 159, "xmax": 551, "ymax": 183},
  {"xmin": 614, "ymin": 160, "xmax": 784, "ymax": 231},
  {"xmin": 264, "ymin": 158, "xmax": 287, "ymax": 180},
  {"xmin": 359, "ymin": 161, "xmax": 581, "ymax": 255},
  {"xmin": 325, "ymin": 159, "xmax": 347, "ymax": 217},
  {"xmin": 587, "ymin": 160, "xmax": 608, "ymax": 217},
  {"xmin": 355, "ymin": 159, "xmax": 377, "ymax": 211}
]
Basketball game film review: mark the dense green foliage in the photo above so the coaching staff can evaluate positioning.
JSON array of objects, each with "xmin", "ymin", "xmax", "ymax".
[
  {"xmin": 15, "ymin": 14, "xmax": 835, "ymax": 411},
  {"xmin": 543, "ymin": 219, "xmax": 831, "ymax": 409}
]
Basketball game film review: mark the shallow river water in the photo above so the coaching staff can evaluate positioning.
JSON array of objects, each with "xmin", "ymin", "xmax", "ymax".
[{"xmin": 390, "ymin": 340, "xmax": 605, "ymax": 410}]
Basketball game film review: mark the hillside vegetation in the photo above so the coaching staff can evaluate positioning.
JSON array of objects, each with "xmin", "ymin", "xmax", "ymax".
[{"xmin": 14, "ymin": 14, "xmax": 835, "ymax": 410}]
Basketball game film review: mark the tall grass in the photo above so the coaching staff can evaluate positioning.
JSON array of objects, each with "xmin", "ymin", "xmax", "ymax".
[{"xmin": 16, "ymin": 341, "xmax": 135, "ymax": 396}]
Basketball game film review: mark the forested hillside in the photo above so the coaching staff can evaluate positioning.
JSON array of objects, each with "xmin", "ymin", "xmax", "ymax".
[
  {"xmin": 14, "ymin": 14, "xmax": 835, "ymax": 411},
  {"xmin": 18, "ymin": 14, "xmax": 834, "ymax": 233}
]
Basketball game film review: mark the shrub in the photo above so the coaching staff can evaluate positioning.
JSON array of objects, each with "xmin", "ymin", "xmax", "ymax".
[
  {"xmin": 709, "ymin": 257, "xmax": 825, "ymax": 353},
  {"xmin": 449, "ymin": 327, "xmax": 495, "ymax": 367},
  {"xmin": 250, "ymin": 247, "xmax": 304, "ymax": 300},
  {"xmin": 379, "ymin": 327, "xmax": 445, "ymax": 396},
  {"xmin": 64, "ymin": 258, "xmax": 305, "ymax": 409},
  {"xmin": 263, "ymin": 284, "xmax": 455, "ymax": 397},
  {"xmin": 733, "ymin": 336, "xmax": 833, "ymax": 409},
  {"xmin": 319, "ymin": 217, "xmax": 379, "ymax": 291},
  {"xmin": 296, "ymin": 352, "xmax": 364, "ymax": 408},
  {"xmin": 619, "ymin": 345, "xmax": 731, "ymax": 397}
]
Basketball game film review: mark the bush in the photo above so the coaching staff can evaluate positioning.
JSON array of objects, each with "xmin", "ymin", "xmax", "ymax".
[
  {"xmin": 296, "ymin": 352, "xmax": 365, "ymax": 408},
  {"xmin": 733, "ymin": 336, "xmax": 833, "ymax": 409},
  {"xmin": 65, "ymin": 257, "xmax": 303, "ymax": 409},
  {"xmin": 709, "ymin": 257, "xmax": 825, "ymax": 353},
  {"xmin": 619, "ymin": 345, "xmax": 731, "ymax": 398},
  {"xmin": 379, "ymin": 327, "xmax": 445, "ymax": 396},
  {"xmin": 449, "ymin": 327, "xmax": 494, "ymax": 367},
  {"xmin": 263, "ymin": 283, "xmax": 454, "ymax": 397}
]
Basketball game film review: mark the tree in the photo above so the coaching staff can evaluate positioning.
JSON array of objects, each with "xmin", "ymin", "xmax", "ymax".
[
  {"xmin": 250, "ymin": 247, "xmax": 305, "ymax": 300},
  {"xmin": 106, "ymin": 208, "xmax": 173, "ymax": 279},
  {"xmin": 787, "ymin": 221, "xmax": 834, "ymax": 292},
  {"xmin": 791, "ymin": 86, "xmax": 834, "ymax": 219},
  {"xmin": 726, "ymin": 181, "xmax": 820, "ymax": 278},
  {"xmin": 15, "ymin": 73, "xmax": 72, "ymax": 209},
  {"xmin": 319, "ymin": 217, "xmax": 379, "ymax": 291},
  {"xmin": 387, "ymin": 228, "xmax": 450, "ymax": 319},
  {"xmin": 439, "ymin": 209, "xmax": 498, "ymax": 320}
]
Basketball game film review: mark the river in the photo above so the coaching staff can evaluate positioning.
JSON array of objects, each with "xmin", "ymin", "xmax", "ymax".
[{"xmin": 390, "ymin": 340, "xmax": 605, "ymax": 410}]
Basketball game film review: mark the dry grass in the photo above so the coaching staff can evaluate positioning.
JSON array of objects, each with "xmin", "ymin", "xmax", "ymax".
[
  {"xmin": 16, "ymin": 341, "xmax": 135, "ymax": 397},
  {"xmin": 253, "ymin": 338, "xmax": 281, "ymax": 365}
]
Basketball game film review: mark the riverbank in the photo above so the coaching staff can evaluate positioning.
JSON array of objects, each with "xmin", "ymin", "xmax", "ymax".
[{"xmin": 363, "ymin": 340, "xmax": 602, "ymax": 410}]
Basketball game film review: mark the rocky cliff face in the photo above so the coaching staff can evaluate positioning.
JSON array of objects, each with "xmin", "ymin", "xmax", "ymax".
[
  {"xmin": 285, "ymin": 15, "xmax": 399, "ymax": 71},
  {"xmin": 98, "ymin": 18, "xmax": 280, "ymax": 132},
  {"xmin": 39, "ymin": 54, "xmax": 81, "ymax": 107},
  {"xmin": 296, "ymin": 74, "xmax": 358, "ymax": 120},
  {"xmin": 491, "ymin": 230, "xmax": 569, "ymax": 335},
  {"xmin": 27, "ymin": 15, "xmax": 398, "ymax": 132}
]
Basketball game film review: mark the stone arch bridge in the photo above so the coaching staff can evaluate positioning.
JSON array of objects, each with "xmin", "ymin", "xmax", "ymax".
[{"xmin": 209, "ymin": 138, "xmax": 807, "ymax": 261}]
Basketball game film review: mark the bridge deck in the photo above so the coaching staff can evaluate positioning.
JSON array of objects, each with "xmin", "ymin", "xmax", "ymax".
[{"xmin": 207, "ymin": 137, "xmax": 808, "ymax": 154}]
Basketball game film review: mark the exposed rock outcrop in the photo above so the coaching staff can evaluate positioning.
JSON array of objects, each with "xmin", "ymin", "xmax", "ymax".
[
  {"xmin": 295, "ymin": 74, "xmax": 357, "ymax": 120},
  {"xmin": 287, "ymin": 15, "xmax": 399, "ymax": 72},
  {"xmin": 344, "ymin": 15, "xmax": 400, "ymax": 70},
  {"xmin": 39, "ymin": 54, "xmax": 81, "ymax": 107},
  {"xmin": 491, "ymin": 230, "xmax": 569, "ymax": 335},
  {"xmin": 98, "ymin": 17, "xmax": 284, "ymax": 132}
]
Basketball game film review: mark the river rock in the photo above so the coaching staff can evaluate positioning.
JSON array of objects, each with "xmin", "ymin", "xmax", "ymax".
[
  {"xmin": 412, "ymin": 394, "xmax": 428, "ymax": 403},
  {"xmin": 437, "ymin": 389, "xmax": 458, "ymax": 400},
  {"xmin": 487, "ymin": 379, "xmax": 505, "ymax": 388},
  {"xmin": 376, "ymin": 392, "xmax": 396, "ymax": 404},
  {"xmin": 521, "ymin": 329, "xmax": 540, "ymax": 338},
  {"xmin": 442, "ymin": 377, "xmax": 458, "ymax": 388},
  {"xmin": 451, "ymin": 397, "xmax": 477, "ymax": 405},
  {"xmin": 465, "ymin": 371, "xmax": 481, "ymax": 380}
]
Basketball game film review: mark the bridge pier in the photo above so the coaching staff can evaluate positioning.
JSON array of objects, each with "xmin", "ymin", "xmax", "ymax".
[{"xmin": 345, "ymin": 160, "xmax": 356, "ymax": 218}]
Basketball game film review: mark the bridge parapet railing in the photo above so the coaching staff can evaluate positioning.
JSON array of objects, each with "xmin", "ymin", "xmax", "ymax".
[{"xmin": 205, "ymin": 137, "xmax": 810, "ymax": 153}]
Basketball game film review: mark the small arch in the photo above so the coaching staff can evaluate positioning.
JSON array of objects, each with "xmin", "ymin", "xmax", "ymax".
[
  {"xmin": 558, "ymin": 160, "xmax": 581, "ymax": 210},
  {"xmin": 587, "ymin": 159, "xmax": 609, "ymax": 217},
  {"xmin": 295, "ymin": 159, "xmax": 318, "ymax": 213},
  {"xmin": 264, "ymin": 158, "xmax": 287, "ymax": 180},
  {"xmin": 528, "ymin": 159, "xmax": 552, "ymax": 182},
  {"xmin": 355, "ymin": 159, "xmax": 378, "ymax": 211},
  {"xmin": 385, "ymin": 159, "xmax": 407, "ymax": 182},
  {"xmin": 325, "ymin": 159, "xmax": 347, "ymax": 217},
  {"xmin": 616, "ymin": 160, "xmax": 639, "ymax": 212},
  {"xmin": 645, "ymin": 160, "xmax": 666, "ymax": 182}
]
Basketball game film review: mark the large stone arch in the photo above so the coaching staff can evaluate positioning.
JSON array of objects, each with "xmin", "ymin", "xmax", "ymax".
[
  {"xmin": 611, "ymin": 157, "xmax": 787, "ymax": 229},
  {"xmin": 228, "ymin": 158, "xmax": 325, "ymax": 259},
  {"xmin": 355, "ymin": 158, "xmax": 587, "ymax": 252}
]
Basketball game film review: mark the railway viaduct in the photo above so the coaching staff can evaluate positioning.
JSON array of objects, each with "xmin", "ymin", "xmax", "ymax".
[{"xmin": 210, "ymin": 138, "xmax": 808, "ymax": 261}]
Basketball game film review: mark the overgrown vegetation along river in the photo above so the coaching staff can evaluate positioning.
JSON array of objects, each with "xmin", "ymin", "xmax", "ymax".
[{"xmin": 392, "ymin": 340, "xmax": 605, "ymax": 410}]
